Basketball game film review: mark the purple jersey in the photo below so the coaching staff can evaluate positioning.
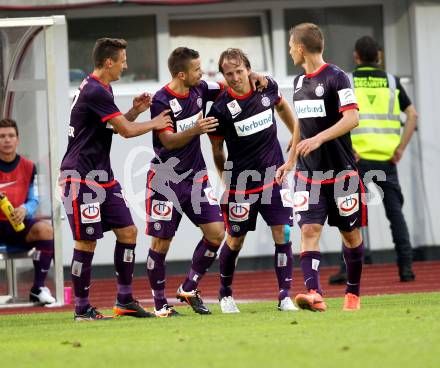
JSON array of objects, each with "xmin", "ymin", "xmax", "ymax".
[
  {"xmin": 293, "ymin": 64, "xmax": 358, "ymax": 177},
  {"xmin": 208, "ymin": 77, "xmax": 284, "ymax": 191},
  {"xmin": 60, "ymin": 74, "xmax": 122, "ymax": 182},
  {"xmin": 150, "ymin": 80, "xmax": 223, "ymax": 180}
]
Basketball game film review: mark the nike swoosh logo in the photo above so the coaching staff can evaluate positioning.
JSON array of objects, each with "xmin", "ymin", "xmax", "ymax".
[
  {"xmin": 350, "ymin": 219, "xmax": 357, "ymax": 226},
  {"xmin": 231, "ymin": 112, "xmax": 241, "ymax": 119},
  {"xmin": 157, "ymin": 279, "xmax": 166, "ymax": 284},
  {"xmin": 174, "ymin": 111, "xmax": 182, "ymax": 117},
  {"xmin": 84, "ymin": 285, "xmax": 91, "ymax": 290},
  {"xmin": 0, "ymin": 181, "xmax": 16, "ymax": 189},
  {"xmin": 285, "ymin": 278, "xmax": 292, "ymax": 282}
]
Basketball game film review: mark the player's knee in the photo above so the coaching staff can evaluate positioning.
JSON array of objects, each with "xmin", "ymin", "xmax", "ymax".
[
  {"xmin": 205, "ymin": 229, "xmax": 225, "ymax": 246},
  {"xmin": 301, "ymin": 224, "xmax": 321, "ymax": 239},
  {"xmin": 118, "ymin": 225, "xmax": 138, "ymax": 243},
  {"xmin": 75, "ymin": 240, "xmax": 97, "ymax": 252},
  {"xmin": 227, "ymin": 236, "xmax": 244, "ymax": 251},
  {"xmin": 151, "ymin": 237, "xmax": 171, "ymax": 253},
  {"xmin": 28, "ymin": 221, "xmax": 53, "ymax": 241},
  {"xmin": 271, "ymin": 225, "xmax": 288, "ymax": 243},
  {"xmin": 341, "ymin": 228, "xmax": 362, "ymax": 248}
]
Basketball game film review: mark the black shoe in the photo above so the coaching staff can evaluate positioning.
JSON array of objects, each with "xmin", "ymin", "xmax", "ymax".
[
  {"xmin": 113, "ymin": 299, "xmax": 154, "ymax": 318},
  {"xmin": 74, "ymin": 306, "xmax": 114, "ymax": 322},
  {"xmin": 400, "ymin": 271, "xmax": 416, "ymax": 282},
  {"xmin": 328, "ymin": 271, "xmax": 347, "ymax": 285},
  {"xmin": 176, "ymin": 285, "xmax": 211, "ymax": 315}
]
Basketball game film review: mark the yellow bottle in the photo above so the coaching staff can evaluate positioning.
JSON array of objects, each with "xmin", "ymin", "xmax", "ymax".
[{"xmin": 0, "ymin": 195, "xmax": 25, "ymax": 232}]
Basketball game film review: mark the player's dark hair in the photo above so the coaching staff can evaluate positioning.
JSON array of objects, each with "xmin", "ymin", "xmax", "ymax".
[
  {"xmin": 168, "ymin": 47, "xmax": 200, "ymax": 77},
  {"xmin": 355, "ymin": 36, "xmax": 380, "ymax": 64},
  {"xmin": 0, "ymin": 118, "xmax": 19, "ymax": 136},
  {"xmin": 218, "ymin": 48, "xmax": 251, "ymax": 73},
  {"xmin": 93, "ymin": 38, "xmax": 127, "ymax": 68},
  {"xmin": 290, "ymin": 23, "xmax": 324, "ymax": 54}
]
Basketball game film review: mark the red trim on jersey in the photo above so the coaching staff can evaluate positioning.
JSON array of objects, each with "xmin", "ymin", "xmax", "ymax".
[
  {"xmin": 157, "ymin": 127, "xmax": 174, "ymax": 134},
  {"xmin": 295, "ymin": 170, "xmax": 358, "ymax": 185},
  {"xmin": 209, "ymin": 135, "xmax": 224, "ymax": 140},
  {"xmin": 194, "ymin": 175, "xmax": 209, "ymax": 183},
  {"xmin": 72, "ymin": 182, "xmax": 81, "ymax": 240},
  {"xmin": 145, "ymin": 170, "xmax": 156, "ymax": 235},
  {"xmin": 101, "ymin": 111, "xmax": 122, "ymax": 122},
  {"xmin": 305, "ymin": 63, "xmax": 329, "ymax": 78},
  {"xmin": 274, "ymin": 95, "xmax": 282, "ymax": 105},
  {"xmin": 339, "ymin": 103, "xmax": 358, "ymax": 113},
  {"xmin": 212, "ymin": 81, "xmax": 225, "ymax": 100},
  {"xmin": 220, "ymin": 193, "xmax": 230, "ymax": 233},
  {"xmin": 60, "ymin": 178, "xmax": 118, "ymax": 188},
  {"xmin": 227, "ymin": 87, "xmax": 253, "ymax": 100},
  {"xmin": 227, "ymin": 180, "xmax": 276, "ymax": 195},
  {"xmin": 165, "ymin": 84, "xmax": 189, "ymax": 98},
  {"xmin": 89, "ymin": 73, "xmax": 110, "ymax": 89},
  {"xmin": 359, "ymin": 178, "xmax": 368, "ymax": 227}
]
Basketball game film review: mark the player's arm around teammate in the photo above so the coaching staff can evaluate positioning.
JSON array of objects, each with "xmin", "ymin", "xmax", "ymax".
[
  {"xmin": 157, "ymin": 112, "xmax": 218, "ymax": 151},
  {"xmin": 107, "ymin": 96, "xmax": 173, "ymax": 138},
  {"xmin": 208, "ymin": 49, "xmax": 298, "ymax": 313}
]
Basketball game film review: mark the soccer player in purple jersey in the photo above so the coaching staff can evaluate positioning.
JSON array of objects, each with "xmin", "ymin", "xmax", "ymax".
[
  {"xmin": 277, "ymin": 23, "xmax": 365, "ymax": 311},
  {"xmin": 60, "ymin": 38, "xmax": 172, "ymax": 321},
  {"xmin": 208, "ymin": 48, "xmax": 298, "ymax": 313},
  {"xmin": 146, "ymin": 47, "xmax": 266, "ymax": 317}
]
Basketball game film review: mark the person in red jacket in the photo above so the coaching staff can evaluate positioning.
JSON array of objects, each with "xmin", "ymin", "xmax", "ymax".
[{"xmin": 0, "ymin": 118, "xmax": 55, "ymax": 304}]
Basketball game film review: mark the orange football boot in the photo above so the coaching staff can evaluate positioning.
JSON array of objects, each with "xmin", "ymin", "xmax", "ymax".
[
  {"xmin": 294, "ymin": 289, "xmax": 327, "ymax": 312},
  {"xmin": 343, "ymin": 293, "xmax": 361, "ymax": 311}
]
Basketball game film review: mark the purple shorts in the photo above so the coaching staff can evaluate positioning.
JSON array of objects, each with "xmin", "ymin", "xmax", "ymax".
[
  {"xmin": 293, "ymin": 171, "xmax": 368, "ymax": 231},
  {"xmin": 61, "ymin": 179, "xmax": 134, "ymax": 241},
  {"xmin": 222, "ymin": 183, "xmax": 294, "ymax": 237},
  {"xmin": 146, "ymin": 170, "xmax": 224, "ymax": 239},
  {"xmin": 0, "ymin": 218, "xmax": 38, "ymax": 246}
]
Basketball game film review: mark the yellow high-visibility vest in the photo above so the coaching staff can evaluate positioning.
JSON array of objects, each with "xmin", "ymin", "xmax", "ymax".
[{"xmin": 348, "ymin": 68, "xmax": 401, "ymax": 161}]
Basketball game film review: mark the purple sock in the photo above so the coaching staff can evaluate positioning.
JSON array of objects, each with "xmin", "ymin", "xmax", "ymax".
[
  {"xmin": 274, "ymin": 242, "xmax": 293, "ymax": 300},
  {"xmin": 300, "ymin": 251, "xmax": 322, "ymax": 295},
  {"xmin": 219, "ymin": 243, "xmax": 240, "ymax": 298},
  {"xmin": 31, "ymin": 240, "xmax": 54, "ymax": 290},
  {"xmin": 71, "ymin": 248, "xmax": 94, "ymax": 315},
  {"xmin": 147, "ymin": 248, "xmax": 167, "ymax": 310},
  {"xmin": 114, "ymin": 241, "xmax": 136, "ymax": 304},
  {"xmin": 343, "ymin": 242, "xmax": 364, "ymax": 296},
  {"xmin": 182, "ymin": 238, "xmax": 219, "ymax": 292}
]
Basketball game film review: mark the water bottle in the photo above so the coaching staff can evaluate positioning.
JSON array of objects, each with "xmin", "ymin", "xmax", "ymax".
[{"xmin": 0, "ymin": 195, "xmax": 25, "ymax": 232}]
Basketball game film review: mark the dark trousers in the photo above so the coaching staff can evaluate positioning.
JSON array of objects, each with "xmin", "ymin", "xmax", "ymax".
[{"xmin": 341, "ymin": 159, "xmax": 414, "ymax": 275}]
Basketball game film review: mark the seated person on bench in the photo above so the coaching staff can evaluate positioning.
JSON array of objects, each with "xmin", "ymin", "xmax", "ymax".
[{"xmin": 0, "ymin": 118, "xmax": 55, "ymax": 304}]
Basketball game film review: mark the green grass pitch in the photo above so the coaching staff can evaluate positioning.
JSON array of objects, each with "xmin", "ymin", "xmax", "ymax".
[{"xmin": 0, "ymin": 292, "xmax": 439, "ymax": 368}]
